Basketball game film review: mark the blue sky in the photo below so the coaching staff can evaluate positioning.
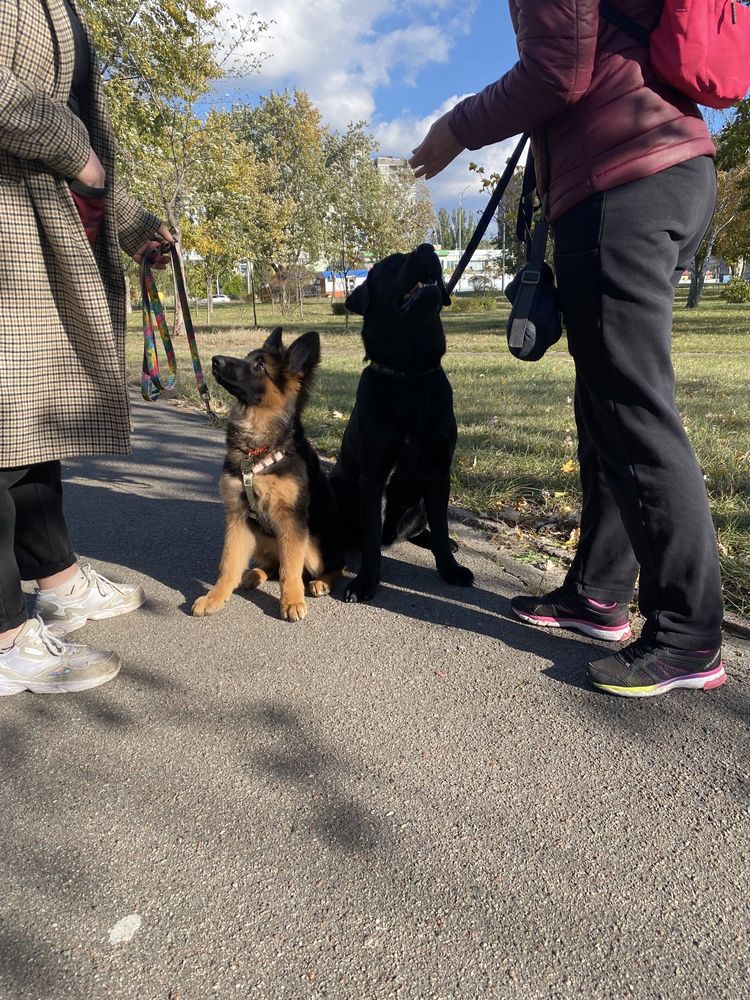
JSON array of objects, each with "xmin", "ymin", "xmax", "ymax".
[{"xmin": 221, "ymin": 0, "xmax": 523, "ymax": 214}]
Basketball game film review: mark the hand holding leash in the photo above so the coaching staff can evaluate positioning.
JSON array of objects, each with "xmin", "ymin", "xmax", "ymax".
[{"xmin": 133, "ymin": 223, "xmax": 175, "ymax": 266}]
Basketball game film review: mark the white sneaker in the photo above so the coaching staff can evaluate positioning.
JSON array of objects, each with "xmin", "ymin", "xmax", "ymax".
[
  {"xmin": 34, "ymin": 562, "xmax": 145, "ymax": 637},
  {"xmin": 0, "ymin": 616, "xmax": 121, "ymax": 696}
]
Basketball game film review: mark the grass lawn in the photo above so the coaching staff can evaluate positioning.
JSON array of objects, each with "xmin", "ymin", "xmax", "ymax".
[{"xmin": 126, "ymin": 286, "xmax": 750, "ymax": 617}]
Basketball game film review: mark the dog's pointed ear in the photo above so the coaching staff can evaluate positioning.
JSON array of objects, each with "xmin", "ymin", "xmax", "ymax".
[
  {"xmin": 263, "ymin": 326, "xmax": 284, "ymax": 354},
  {"xmin": 345, "ymin": 282, "xmax": 368, "ymax": 316},
  {"xmin": 285, "ymin": 330, "xmax": 320, "ymax": 376}
]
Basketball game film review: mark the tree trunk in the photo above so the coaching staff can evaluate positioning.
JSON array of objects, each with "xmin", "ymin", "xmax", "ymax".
[
  {"xmin": 124, "ymin": 274, "xmax": 132, "ymax": 315},
  {"xmin": 206, "ymin": 277, "xmax": 214, "ymax": 323},
  {"xmin": 686, "ymin": 252, "xmax": 709, "ymax": 308},
  {"xmin": 250, "ymin": 272, "xmax": 258, "ymax": 328},
  {"xmin": 686, "ymin": 229, "xmax": 717, "ymax": 309}
]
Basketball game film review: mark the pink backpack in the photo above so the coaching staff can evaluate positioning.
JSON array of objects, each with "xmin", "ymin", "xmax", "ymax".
[{"xmin": 600, "ymin": 1, "xmax": 750, "ymax": 109}]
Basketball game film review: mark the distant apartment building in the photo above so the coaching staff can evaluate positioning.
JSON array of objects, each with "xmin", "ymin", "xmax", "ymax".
[
  {"xmin": 374, "ymin": 156, "xmax": 409, "ymax": 181},
  {"xmin": 437, "ymin": 247, "xmax": 511, "ymax": 293}
]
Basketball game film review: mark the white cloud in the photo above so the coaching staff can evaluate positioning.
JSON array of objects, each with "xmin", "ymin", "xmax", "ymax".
[
  {"xmin": 222, "ymin": 0, "xmax": 472, "ymax": 128},
  {"xmin": 220, "ymin": 0, "xmax": 515, "ymax": 212}
]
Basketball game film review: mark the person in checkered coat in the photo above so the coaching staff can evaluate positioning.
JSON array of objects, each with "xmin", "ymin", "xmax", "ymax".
[{"xmin": 0, "ymin": 0, "xmax": 173, "ymax": 695}]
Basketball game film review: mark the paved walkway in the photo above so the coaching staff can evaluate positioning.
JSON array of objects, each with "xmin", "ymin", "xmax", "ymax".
[{"xmin": 1, "ymin": 393, "xmax": 748, "ymax": 1000}]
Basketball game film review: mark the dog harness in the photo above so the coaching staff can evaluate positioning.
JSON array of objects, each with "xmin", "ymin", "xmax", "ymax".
[{"xmin": 241, "ymin": 448, "xmax": 285, "ymax": 519}]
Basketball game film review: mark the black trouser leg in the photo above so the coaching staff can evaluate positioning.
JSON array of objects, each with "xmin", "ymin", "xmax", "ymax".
[
  {"xmin": 568, "ymin": 388, "xmax": 640, "ymax": 603},
  {"xmin": 0, "ymin": 470, "xmax": 26, "ymax": 632},
  {"xmin": 0, "ymin": 462, "xmax": 76, "ymax": 631},
  {"xmin": 553, "ymin": 156, "xmax": 723, "ymax": 650}
]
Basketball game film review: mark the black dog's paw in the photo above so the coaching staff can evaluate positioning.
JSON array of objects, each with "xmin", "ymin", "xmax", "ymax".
[
  {"xmin": 437, "ymin": 560, "xmax": 474, "ymax": 587},
  {"xmin": 344, "ymin": 575, "xmax": 379, "ymax": 603}
]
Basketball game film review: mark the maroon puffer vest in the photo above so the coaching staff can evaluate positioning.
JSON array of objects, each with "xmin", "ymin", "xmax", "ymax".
[{"xmin": 448, "ymin": 0, "xmax": 715, "ymax": 222}]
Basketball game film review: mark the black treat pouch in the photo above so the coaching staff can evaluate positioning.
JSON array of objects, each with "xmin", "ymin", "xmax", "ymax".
[{"xmin": 505, "ymin": 257, "xmax": 562, "ymax": 361}]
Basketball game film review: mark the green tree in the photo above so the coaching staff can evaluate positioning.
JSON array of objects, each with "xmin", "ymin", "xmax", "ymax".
[
  {"xmin": 321, "ymin": 123, "xmax": 378, "ymax": 322},
  {"xmin": 81, "ymin": 0, "xmax": 270, "ymax": 326},
  {"xmin": 436, "ymin": 207, "xmax": 456, "ymax": 249},
  {"xmin": 232, "ymin": 91, "xmax": 329, "ymax": 315},
  {"xmin": 361, "ymin": 163, "xmax": 436, "ymax": 260},
  {"xmin": 180, "ymin": 111, "xmax": 272, "ymax": 320},
  {"xmin": 687, "ymin": 167, "xmax": 748, "ymax": 308},
  {"xmin": 715, "ymin": 111, "xmax": 750, "ymax": 281},
  {"xmin": 716, "ymin": 98, "xmax": 750, "ymax": 172},
  {"xmin": 469, "ymin": 161, "xmax": 526, "ymax": 278}
]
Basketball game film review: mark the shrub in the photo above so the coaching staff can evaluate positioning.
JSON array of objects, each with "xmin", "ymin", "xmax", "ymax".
[
  {"xmin": 331, "ymin": 299, "xmax": 349, "ymax": 315},
  {"xmin": 222, "ymin": 273, "xmax": 247, "ymax": 300},
  {"xmin": 720, "ymin": 279, "xmax": 750, "ymax": 304},
  {"xmin": 447, "ymin": 295, "xmax": 499, "ymax": 314}
]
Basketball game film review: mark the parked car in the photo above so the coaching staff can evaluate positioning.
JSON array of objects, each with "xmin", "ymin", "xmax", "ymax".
[{"xmin": 197, "ymin": 294, "xmax": 232, "ymax": 305}]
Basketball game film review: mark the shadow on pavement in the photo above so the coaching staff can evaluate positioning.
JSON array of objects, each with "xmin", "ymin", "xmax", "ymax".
[
  {"xmin": 247, "ymin": 701, "xmax": 384, "ymax": 852},
  {"xmin": 61, "ymin": 467, "xmax": 749, "ymax": 744}
]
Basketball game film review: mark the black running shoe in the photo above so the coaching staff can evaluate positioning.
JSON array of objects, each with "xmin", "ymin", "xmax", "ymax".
[
  {"xmin": 510, "ymin": 586, "xmax": 631, "ymax": 642},
  {"xmin": 588, "ymin": 639, "xmax": 726, "ymax": 698}
]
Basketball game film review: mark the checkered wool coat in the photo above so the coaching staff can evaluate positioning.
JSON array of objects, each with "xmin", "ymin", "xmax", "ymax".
[{"xmin": 0, "ymin": 0, "xmax": 161, "ymax": 466}]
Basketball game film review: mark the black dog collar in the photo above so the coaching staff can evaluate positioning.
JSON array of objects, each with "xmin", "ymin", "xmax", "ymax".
[{"xmin": 368, "ymin": 360, "xmax": 441, "ymax": 379}]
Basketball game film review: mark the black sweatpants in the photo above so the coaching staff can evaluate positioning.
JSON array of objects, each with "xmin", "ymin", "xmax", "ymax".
[
  {"xmin": 0, "ymin": 462, "xmax": 76, "ymax": 631},
  {"xmin": 552, "ymin": 155, "xmax": 723, "ymax": 650}
]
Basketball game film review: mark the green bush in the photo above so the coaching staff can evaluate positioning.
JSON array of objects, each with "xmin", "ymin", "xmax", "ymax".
[
  {"xmin": 447, "ymin": 295, "xmax": 499, "ymax": 314},
  {"xmin": 222, "ymin": 273, "xmax": 247, "ymax": 300},
  {"xmin": 720, "ymin": 279, "xmax": 750, "ymax": 304}
]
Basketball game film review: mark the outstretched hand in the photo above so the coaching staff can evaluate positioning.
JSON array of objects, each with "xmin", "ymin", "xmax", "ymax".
[{"xmin": 408, "ymin": 112, "xmax": 464, "ymax": 180}]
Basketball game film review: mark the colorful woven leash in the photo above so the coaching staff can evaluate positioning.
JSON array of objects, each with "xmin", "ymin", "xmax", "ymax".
[
  {"xmin": 140, "ymin": 244, "xmax": 214, "ymax": 419},
  {"xmin": 140, "ymin": 246, "xmax": 176, "ymax": 400}
]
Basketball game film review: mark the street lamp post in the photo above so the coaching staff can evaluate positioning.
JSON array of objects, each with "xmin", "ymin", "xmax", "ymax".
[
  {"xmin": 494, "ymin": 196, "xmax": 512, "ymax": 291},
  {"xmin": 457, "ymin": 184, "xmax": 472, "ymax": 254},
  {"xmin": 457, "ymin": 184, "xmax": 472, "ymax": 293}
]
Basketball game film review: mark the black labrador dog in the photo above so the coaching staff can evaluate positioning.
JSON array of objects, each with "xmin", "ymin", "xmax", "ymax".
[{"xmin": 330, "ymin": 242, "xmax": 473, "ymax": 603}]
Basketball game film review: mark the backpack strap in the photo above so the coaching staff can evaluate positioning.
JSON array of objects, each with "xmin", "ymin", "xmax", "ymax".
[
  {"xmin": 599, "ymin": 0, "xmax": 664, "ymax": 45},
  {"xmin": 515, "ymin": 150, "xmax": 538, "ymax": 255}
]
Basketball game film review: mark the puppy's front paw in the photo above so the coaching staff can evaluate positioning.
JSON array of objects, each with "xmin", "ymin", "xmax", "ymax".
[
  {"xmin": 281, "ymin": 599, "xmax": 308, "ymax": 622},
  {"xmin": 344, "ymin": 575, "xmax": 378, "ymax": 603},
  {"xmin": 437, "ymin": 560, "xmax": 474, "ymax": 587},
  {"xmin": 192, "ymin": 592, "xmax": 225, "ymax": 616}
]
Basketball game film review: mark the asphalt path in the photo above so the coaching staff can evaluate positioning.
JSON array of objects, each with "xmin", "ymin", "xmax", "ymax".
[{"xmin": 1, "ymin": 392, "xmax": 748, "ymax": 1000}]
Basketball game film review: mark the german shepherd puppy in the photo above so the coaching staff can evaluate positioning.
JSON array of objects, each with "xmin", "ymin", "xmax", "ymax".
[
  {"xmin": 330, "ymin": 243, "xmax": 473, "ymax": 603},
  {"xmin": 193, "ymin": 327, "xmax": 344, "ymax": 622}
]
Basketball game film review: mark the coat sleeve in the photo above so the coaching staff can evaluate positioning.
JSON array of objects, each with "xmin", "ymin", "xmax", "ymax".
[
  {"xmin": 112, "ymin": 179, "xmax": 163, "ymax": 257},
  {"xmin": 0, "ymin": 67, "xmax": 90, "ymax": 177},
  {"xmin": 448, "ymin": 0, "xmax": 600, "ymax": 150}
]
